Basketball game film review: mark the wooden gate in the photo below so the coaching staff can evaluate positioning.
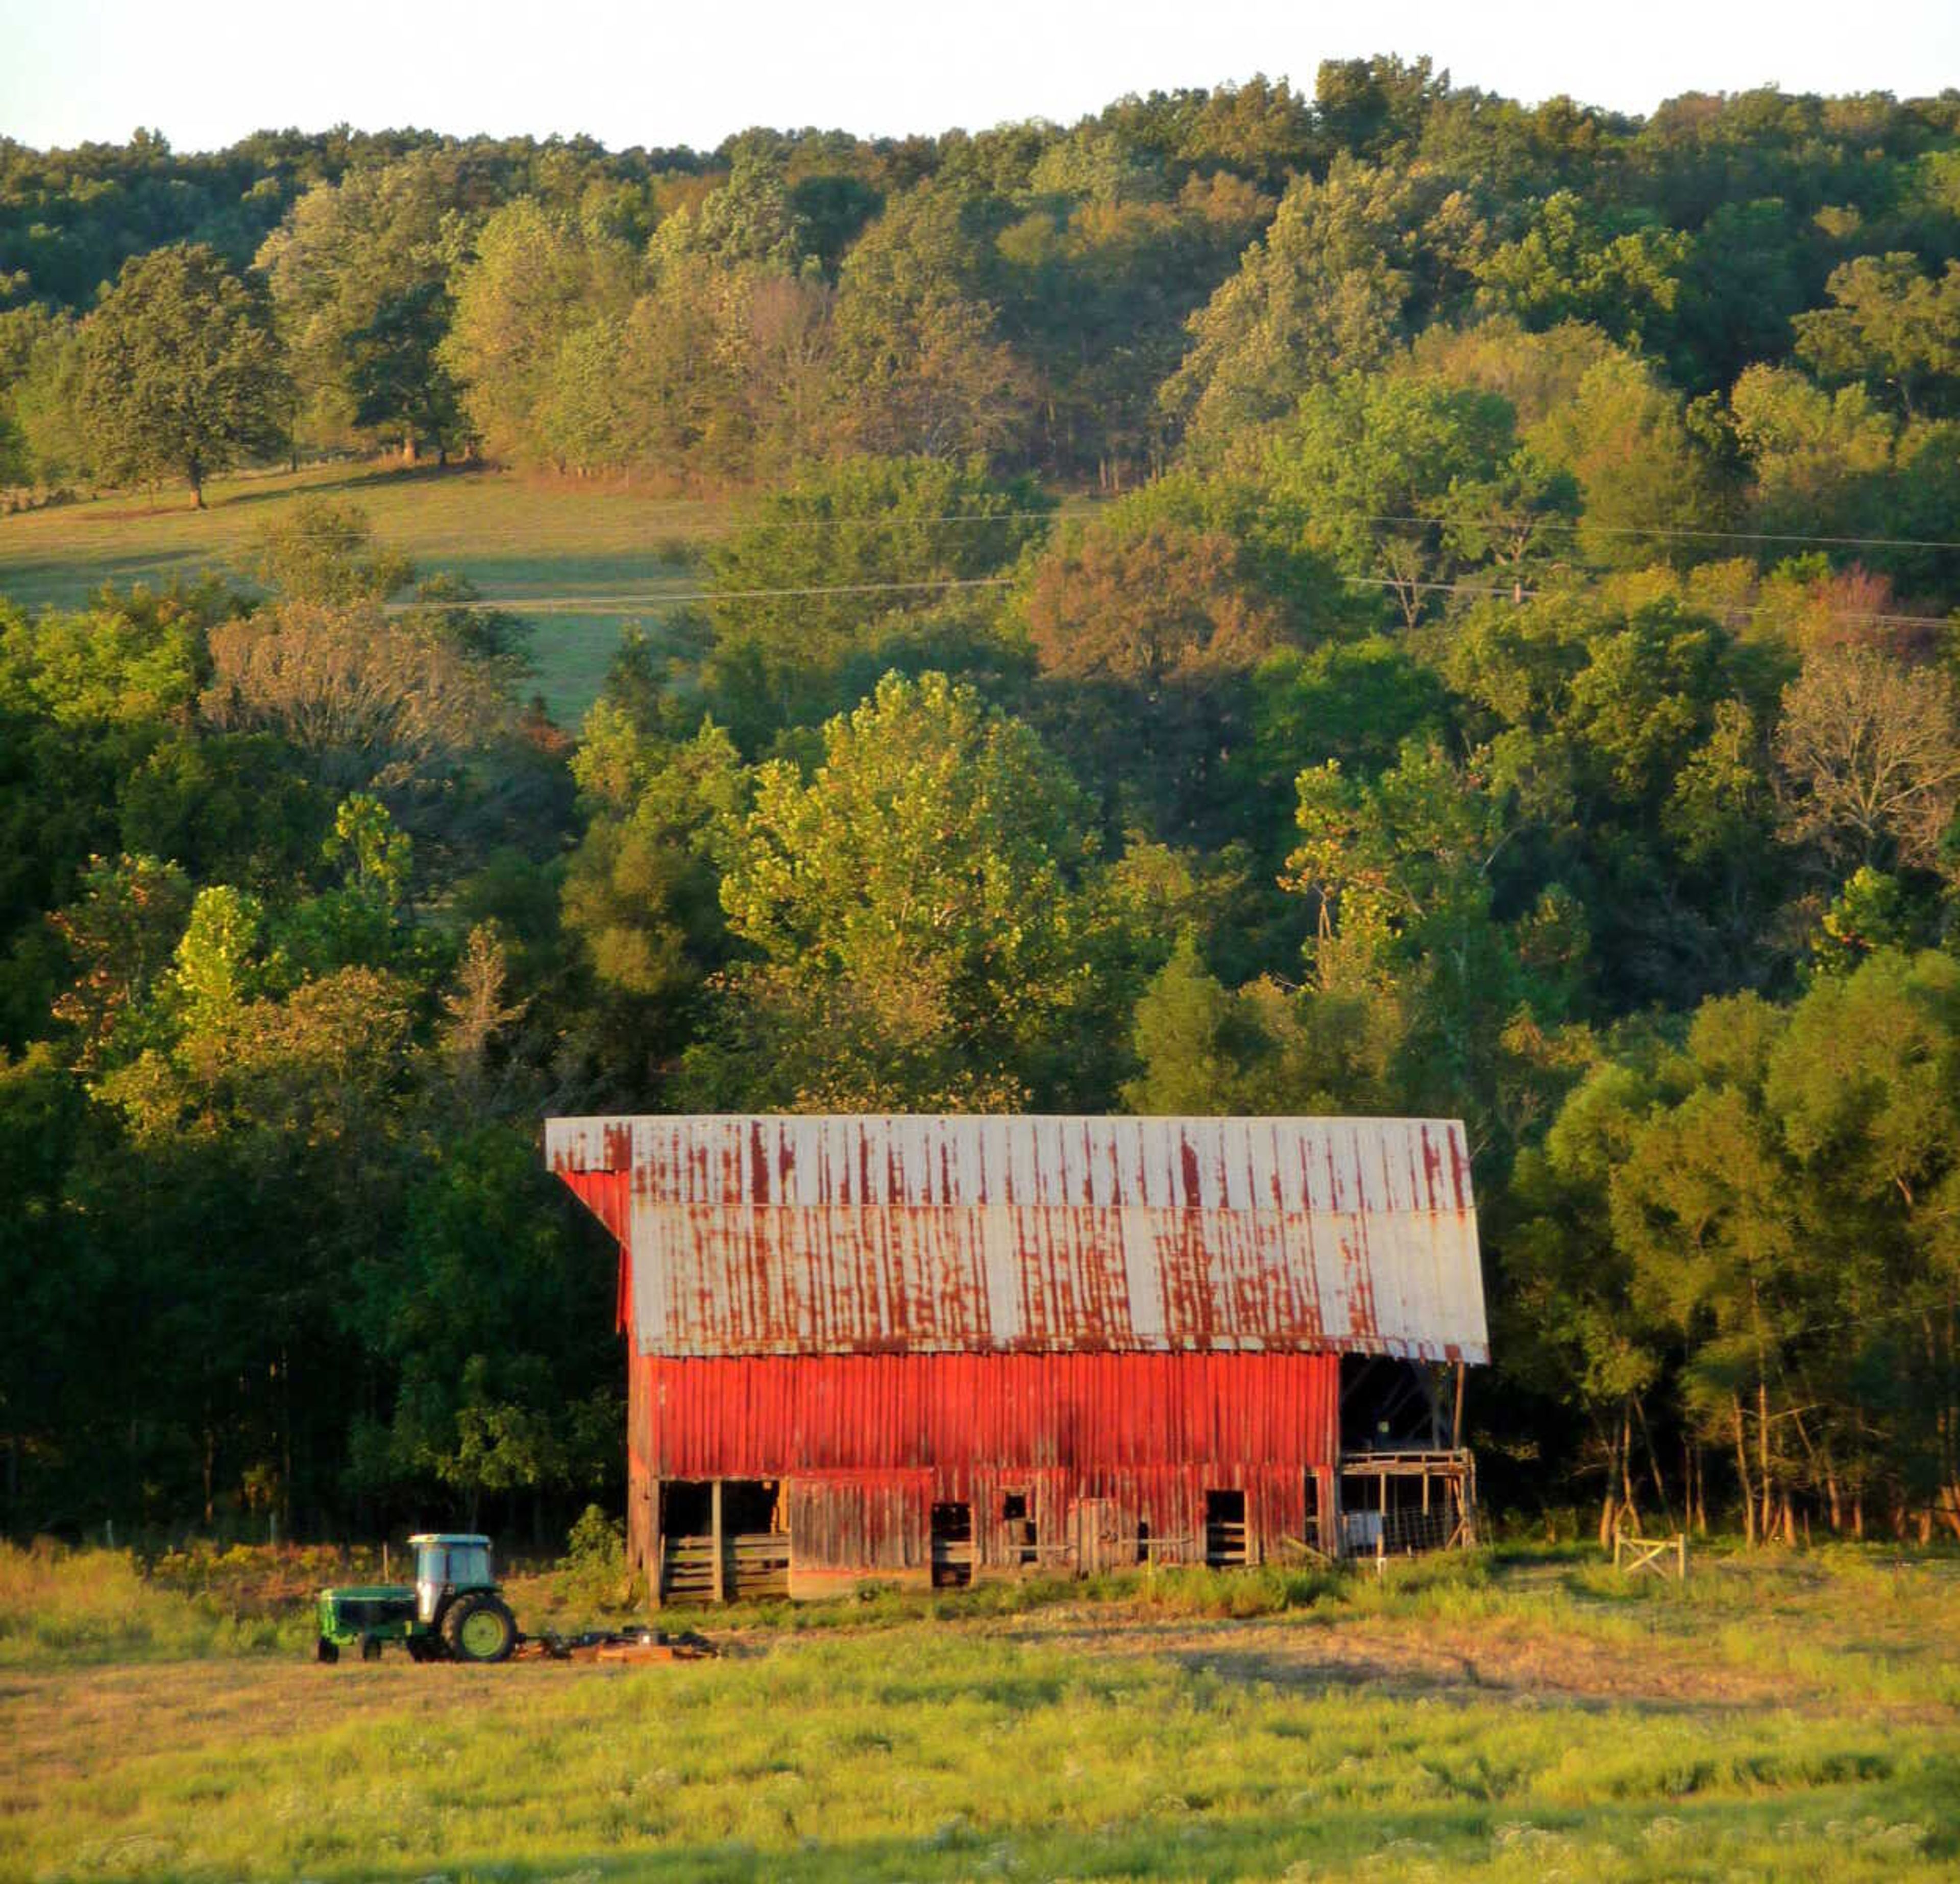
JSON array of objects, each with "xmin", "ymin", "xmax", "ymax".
[{"xmin": 660, "ymin": 1532, "xmax": 790, "ymax": 1602}]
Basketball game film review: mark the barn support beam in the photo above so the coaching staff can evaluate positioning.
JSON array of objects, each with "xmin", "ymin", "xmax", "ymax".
[{"xmin": 648, "ymin": 1474, "xmax": 663, "ymax": 1603}]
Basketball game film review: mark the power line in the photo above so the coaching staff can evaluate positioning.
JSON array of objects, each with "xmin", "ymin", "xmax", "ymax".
[
  {"xmin": 645, "ymin": 500, "xmax": 1960, "ymax": 557},
  {"xmin": 442, "ymin": 566, "xmax": 1948, "ymax": 633},
  {"xmin": 701, "ymin": 508, "xmax": 1069, "ymax": 533},
  {"xmin": 427, "ymin": 575, "xmax": 1018, "ymax": 613},
  {"xmin": 1347, "ymin": 510, "xmax": 1960, "ymax": 554},
  {"xmin": 1336, "ymin": 571, "xmax": 1950, "ymax": 630}
]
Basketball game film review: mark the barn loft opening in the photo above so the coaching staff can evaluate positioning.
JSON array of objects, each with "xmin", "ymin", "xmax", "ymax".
[{"xmin": 1341, "ymin": 1354, "xmax": 1450, "ymax": 1452}]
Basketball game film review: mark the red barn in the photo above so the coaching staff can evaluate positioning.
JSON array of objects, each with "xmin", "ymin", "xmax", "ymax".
[{"xmin": 547, "ymin": 1114, "xmax": 1487, "ymax": 1600}]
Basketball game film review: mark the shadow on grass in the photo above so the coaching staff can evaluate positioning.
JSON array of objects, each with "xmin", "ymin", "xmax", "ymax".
[
  {"xmin": 205, "ymin": 461, "xmax": 495, "ymax": 510},
  {"xmin": 444, "ymin": 552, "xmax": 698, "ymax": 597},
  {"xmin": 0, "ymin": 546, "xmax": 222, "ymax": 604},
  {"xmin": 231, "ymin": 1780, "xmax": 1958, "ymax": 1884}
]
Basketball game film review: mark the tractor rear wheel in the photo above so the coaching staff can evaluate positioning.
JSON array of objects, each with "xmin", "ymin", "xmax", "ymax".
[{"xmin": 442, "ymin": 1592, "xmax": 517, "ymax": 1664}]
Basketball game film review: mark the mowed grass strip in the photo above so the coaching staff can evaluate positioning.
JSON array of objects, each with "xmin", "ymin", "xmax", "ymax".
[
  {"xmin": 0, "ymin": 463, "xmax": 722, "ymax": 727},
  {"xmin": 3, "ymin": 1550, "xmax": 1958, "ymax": 1883}
]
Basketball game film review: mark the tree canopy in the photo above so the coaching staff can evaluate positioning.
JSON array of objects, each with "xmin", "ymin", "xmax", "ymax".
[{"xmin": 10, "ymin": 68, "xmax": 1960, "ymax": 1549}]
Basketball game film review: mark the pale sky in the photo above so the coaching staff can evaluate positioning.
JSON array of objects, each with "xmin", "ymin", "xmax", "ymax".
[{"xmin": 2, "ymin": 0, "xmax": 1957, "ymax": 154}]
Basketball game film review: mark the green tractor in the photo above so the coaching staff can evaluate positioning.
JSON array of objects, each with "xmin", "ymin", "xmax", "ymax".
[{"xmin": 316, "ymin": 1533, "xmax": 520, "ymax": 1665}]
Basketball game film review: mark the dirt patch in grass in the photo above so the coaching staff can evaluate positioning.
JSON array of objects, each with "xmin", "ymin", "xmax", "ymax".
[{"xmin": 1023, "ymin": 1611, "xmax": 1800, "ymax": 1714}]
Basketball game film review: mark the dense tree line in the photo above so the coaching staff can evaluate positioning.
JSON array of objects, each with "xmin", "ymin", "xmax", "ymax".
[
  {"xmin": 7, "ymin": 64, "xmax": 1960, "ymax": 492},
  {"xmin": 7, "ymin": 63, "xmax": 1960, "ymax": 1547}
]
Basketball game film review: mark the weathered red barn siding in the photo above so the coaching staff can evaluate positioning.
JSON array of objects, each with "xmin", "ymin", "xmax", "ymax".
[
  {"xmin": 634, "ymin": 1352, "xmax": 1336, "ymax": 1477},
  {"xmin": 558, "ymin": 1168, "xmax": 634, "ymax": 1332},
  {"xmin": 626, "ymin": 1350, "xmax": 1336, "ymax": 1585}
]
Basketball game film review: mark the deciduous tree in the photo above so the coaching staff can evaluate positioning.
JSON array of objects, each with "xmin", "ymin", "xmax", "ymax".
[
  {"xmin": 685, "ymin": 672, "xmax": 1095, "ymax": 1108},
  {"xmin": 1773, "ymin": 646, "xmax": 1960, "ymax": 872},
  {"xmin": 77, "ymin": 244, "xmax": 289, "ymax": 507}
]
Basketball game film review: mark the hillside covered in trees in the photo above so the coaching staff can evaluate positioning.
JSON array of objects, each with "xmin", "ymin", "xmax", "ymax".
[{"xmin": 7, "ymin": 60, "xmax": 1960, "ymax": 1553}]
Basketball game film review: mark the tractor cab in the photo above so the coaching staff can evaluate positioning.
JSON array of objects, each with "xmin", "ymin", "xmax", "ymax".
[{"xmin": 411, "ymin": 1532, "xmax": 494, "ymax": 1624}]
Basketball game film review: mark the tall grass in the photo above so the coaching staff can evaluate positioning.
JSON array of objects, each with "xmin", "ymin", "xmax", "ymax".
[{"xmin": 0, "ymin": 1540, "xmax": 307, "ymax": 1665}]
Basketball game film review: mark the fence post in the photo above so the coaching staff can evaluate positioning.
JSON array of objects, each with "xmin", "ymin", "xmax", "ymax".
[{"xmin": 1676, "ymin": 1532, "xmax": 1686, "ymax": 1581}]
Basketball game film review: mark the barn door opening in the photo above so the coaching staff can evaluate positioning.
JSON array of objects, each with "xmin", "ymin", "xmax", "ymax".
[
  {"xmin": 1001, "ymin": 1491, "xmax": 1038, "ymax": 1569},
  {"xmin": 1205, "ymin": 1489, "xmax": 1247, "ymax": 1566},
  {"xmin": 930, "ymin": 1502, "xmax": 973, "ymax": 1587},
  {"xmin": 657, "ymin": 1479, "xmax": 789, "ymax": 1602}
]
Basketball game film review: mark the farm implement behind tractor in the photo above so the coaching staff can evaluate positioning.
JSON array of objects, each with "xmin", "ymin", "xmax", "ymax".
[{"xmin": 316, "ymin": 1532, "xmax": 714, "ymax": 1666}]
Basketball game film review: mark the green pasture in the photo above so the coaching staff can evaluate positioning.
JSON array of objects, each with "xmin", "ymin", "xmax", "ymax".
[
  {"xmin": 0, "ymin": 462, "xmax": 723, "ymax": 727},
  {"xmin": 3, "ymin": 1541, "xmax": 1957, "ymax": 1882}
]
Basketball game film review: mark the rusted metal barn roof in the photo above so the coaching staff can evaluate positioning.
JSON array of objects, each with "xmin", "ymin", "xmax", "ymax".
[{"xmin": 546, "ymin": 1115, "xmax": 1488, "ymax": 1365}]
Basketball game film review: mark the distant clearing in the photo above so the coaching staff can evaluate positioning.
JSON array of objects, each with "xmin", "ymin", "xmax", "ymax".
[{"xmin": 0, "ymin": 463, "xmax": 728, "ymax": 726}]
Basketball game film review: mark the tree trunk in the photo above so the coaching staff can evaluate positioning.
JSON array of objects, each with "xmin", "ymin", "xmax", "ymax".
[
  {"xmin": 1598, "ymin": 1410, "xmax": 1624, "ymax": 1550},
  {"xmin": 1733, "ymin": 1396, "xmax": 1756, "ymax": 1547},
  {"xmin": 1758, "ymin": 1379, "xmax": 1774, "ymax": 1547},
  {"xmin": 188, "ymin": 463, "xmax": 205, "ymax": 510},
  {"xmin": 280, "ymin": 1344, "xmax": 292, "ymax": 1542},
  {"xmin": 1619, "ymin": 1400, "xmax": 1639, "ymax": 1534}
]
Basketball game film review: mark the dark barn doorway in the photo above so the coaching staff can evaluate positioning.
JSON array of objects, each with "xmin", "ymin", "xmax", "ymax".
[{"xmin": 656, "ymin": 1479, "xmax": 788, "ymax": 1601}]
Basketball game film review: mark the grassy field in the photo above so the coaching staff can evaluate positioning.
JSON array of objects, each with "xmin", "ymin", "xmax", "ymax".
[
  {"xmin": 0, "ymin": 463, "xmax": 727, "ymax": 727},
  {"xmin": 3, "ymin": 1543, "xmax": 1957, "ymax": 1882}
]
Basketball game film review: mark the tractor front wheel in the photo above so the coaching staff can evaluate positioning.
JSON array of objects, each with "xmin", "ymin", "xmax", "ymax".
[
  {"xmin": 442, "ymin": 1593, "xmax": 517, "ymax": 1664},
  {"xmin": 316, "ymin": 1637, "xmax": 339, "ymax": 1664}
]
